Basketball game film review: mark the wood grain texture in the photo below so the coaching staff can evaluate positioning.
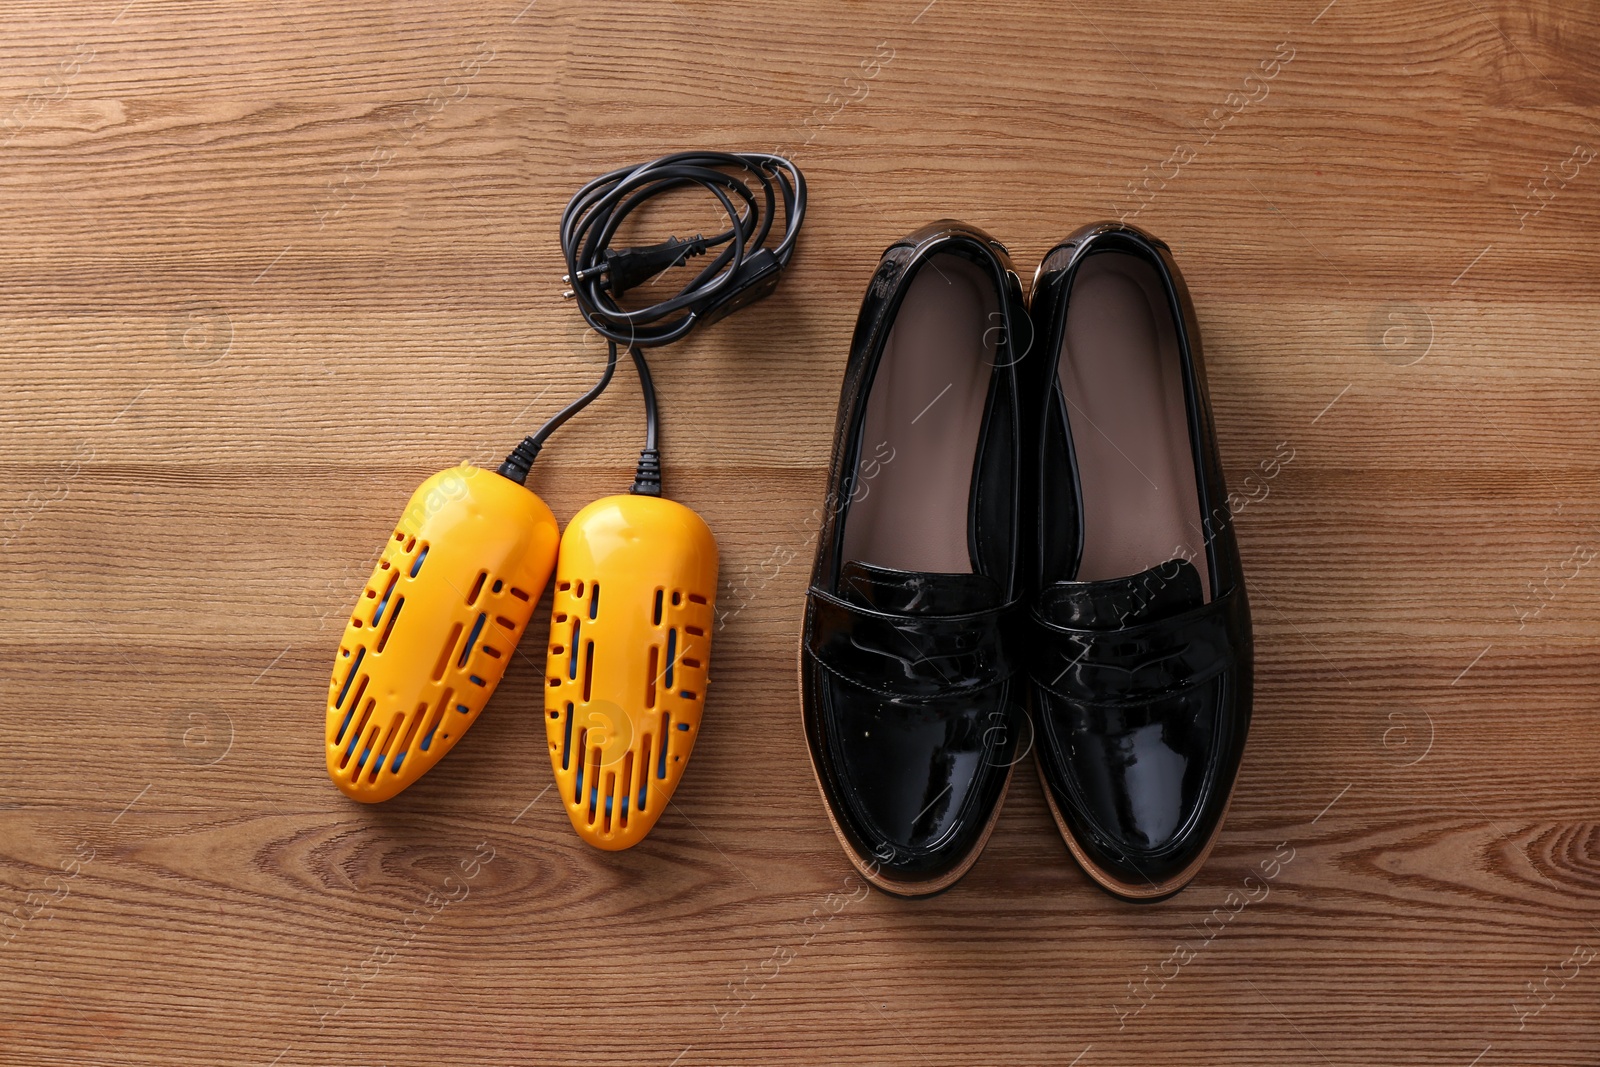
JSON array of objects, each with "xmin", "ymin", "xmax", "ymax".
[{"xmin": 2, "ymin": 0, "xmax": 1598, "ymax": 1063}]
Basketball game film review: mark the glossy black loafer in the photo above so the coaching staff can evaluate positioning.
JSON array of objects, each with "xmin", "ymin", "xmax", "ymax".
[
  {"xmin": 1026, "ymin": 221, "xmax": 1252, "ymax": 902},
  {"xmin": 801, "ymin": 220, "xmax": 1031, "ymax": 896}
]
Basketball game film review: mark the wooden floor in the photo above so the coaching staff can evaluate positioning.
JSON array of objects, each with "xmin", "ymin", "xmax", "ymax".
[{"xmin": 2, "ymin": 0, "xmax": 1598, "ymax": 1063}]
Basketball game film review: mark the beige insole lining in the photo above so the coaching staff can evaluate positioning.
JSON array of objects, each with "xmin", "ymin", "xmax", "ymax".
[
  {"xmin": 1057, "ymin": 252, "xmax": 1209, "ymax": 600},
  {"xmin": 841, "ymin": 253, "xmax": 998, "ymax": 577}
]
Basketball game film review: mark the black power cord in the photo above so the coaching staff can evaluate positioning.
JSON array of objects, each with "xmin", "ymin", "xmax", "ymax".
[{"xmin": 497, "ymin": 151, "xmax": 806, "ymax": 493}]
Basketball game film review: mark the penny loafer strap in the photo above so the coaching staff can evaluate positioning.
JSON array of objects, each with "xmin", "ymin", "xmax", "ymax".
[
  {"xmin": 1029, "ymin": 588, "xmax": 1244, "ymax": 705},
  {"xmin": 806, "ymin": 587, "xmax": 1023, "ymax": 700}
]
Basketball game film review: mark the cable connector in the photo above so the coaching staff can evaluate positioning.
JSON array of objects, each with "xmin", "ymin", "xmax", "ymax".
[
  {"xmin": 496, "ymin": 435, "xmax": 542, "ymax": 485},
  {"xmin": 565, "ymin": 235, "xmax": 709, "ymax": 299},
  {"xmin": 630, "ymin": 447, "xmax": 662, "ymax": 497}
]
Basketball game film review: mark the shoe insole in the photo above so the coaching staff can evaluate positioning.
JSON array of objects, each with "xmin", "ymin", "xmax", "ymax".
[
  {"xmin": 1057, "ymin": 252, "xmax": 1209, "ymax": 601},
  {"xmin": 842, "ymin": 253, "xmax": 998, "ymax": 576}
]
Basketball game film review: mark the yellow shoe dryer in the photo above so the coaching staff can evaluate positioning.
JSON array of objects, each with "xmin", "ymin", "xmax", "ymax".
[
  {"xmin": 324, "ymin": 151, "xmax": 804, "ymax": 843},
  {"xmin": 545, "ymin": 494, "xmax": 717, "ymax": 848},
  {"xmin": 541, "ymin": 150, "xmax": 803, "ymax": 848},
  {"xmin": 326, "ymin": 467, "xmax": 558, "ymax": 802}
]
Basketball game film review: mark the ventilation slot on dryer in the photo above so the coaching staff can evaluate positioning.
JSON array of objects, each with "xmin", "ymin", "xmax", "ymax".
[
  {"xmin": 601, "ymin": 770, "xmax": 615, "ymax": 833},
  {"xmin": 339, "ymin": 695, "xmax": 374, "ymax": 762},
  {"xmin": 336, "ymin": 674, "xmax": 371, "ymax": 744},
  {"xmin": 586, "ymin": 746, "xmax": 602, "ymax": 825},
  {"xmin": 573, "ymin": 726, "xmax": 588, "ymax": 803},
  {"xmin": 389, "ymin": 703, "xmax": 426, "ymax": 771},
  {"xmin": 368, "ymin": 715, "xmax": 403, "ymax": 781},
  {"xmin": 657, "ymin": 711, "xmax": 671, "ymax": 778},
  {"xmin": 371, "ymin": 571, "xmax": 399, "ymax": 627},
  {"xmin": 347, "ymin": 720, "xmax": 379, "ymax": 775},
  {"xmin": 637, "ymin": 733, "xmax": 652, "ymax": 811},
  {"xmin": 645, "ymin": 645, "xmax": 658, "ymax": 709},
  {"xmin": 561, "ymin": 701, "xmax": 574, "ymax": 770},
  {"xmin": 432, "ymin": 622, "xmax": 464, "ymax": 681},
  {"xmin": 375, "ymin": 596, "xmax": 405, "ymax": 652},
  {"xmin": 458, "ymin": 613, "xmax": 488, "ymax": 668},
  {"xmin": 618, "ymin": 750, "xmax": 634, "ymax": 827},
  {"xmin": 335, "ymin": 648, "xmax": 366, "ymax": 712},
  {"xmin": 419, "ymin": 689, "xmax": 453, "ymax": 752}
]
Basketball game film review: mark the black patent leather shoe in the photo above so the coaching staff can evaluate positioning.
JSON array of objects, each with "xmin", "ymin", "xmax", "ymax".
[
  {"xmin": 801, "ymin": 220, "xmax": 1032, "ymax": 897},
  {"xmin": 1027, "ymin": 222, "xmax": 1252, "ymax": 902}
]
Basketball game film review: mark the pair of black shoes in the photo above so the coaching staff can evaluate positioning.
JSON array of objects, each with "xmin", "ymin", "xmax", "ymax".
[{"xmin": 801, "ymin": 220, "xmax": 1252, "ymax": 900}]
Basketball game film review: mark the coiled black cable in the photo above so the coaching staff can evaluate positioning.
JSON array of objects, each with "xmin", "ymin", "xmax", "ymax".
[{"xmin": 498, "ymin": 151, "xmax": 805, "ymax": 493}]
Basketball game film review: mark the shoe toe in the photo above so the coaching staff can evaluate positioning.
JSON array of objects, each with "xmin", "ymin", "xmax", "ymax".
[
  {"xmin": 1039, "ymin": 675, "xmax": 1235, "ymax": 890},
  {"xmin": 810, "ymin": 663, "xmax": 1014, "ymax": 886}
]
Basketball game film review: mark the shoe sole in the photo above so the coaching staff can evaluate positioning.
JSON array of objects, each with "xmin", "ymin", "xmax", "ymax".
[
  {"xmin": 796, "ymin": 629, "xmax": 1013, "ymax": 899},
  {"xmin": 1034, "ymin": 750, "xmax": 1232, "ymax": 902}
]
